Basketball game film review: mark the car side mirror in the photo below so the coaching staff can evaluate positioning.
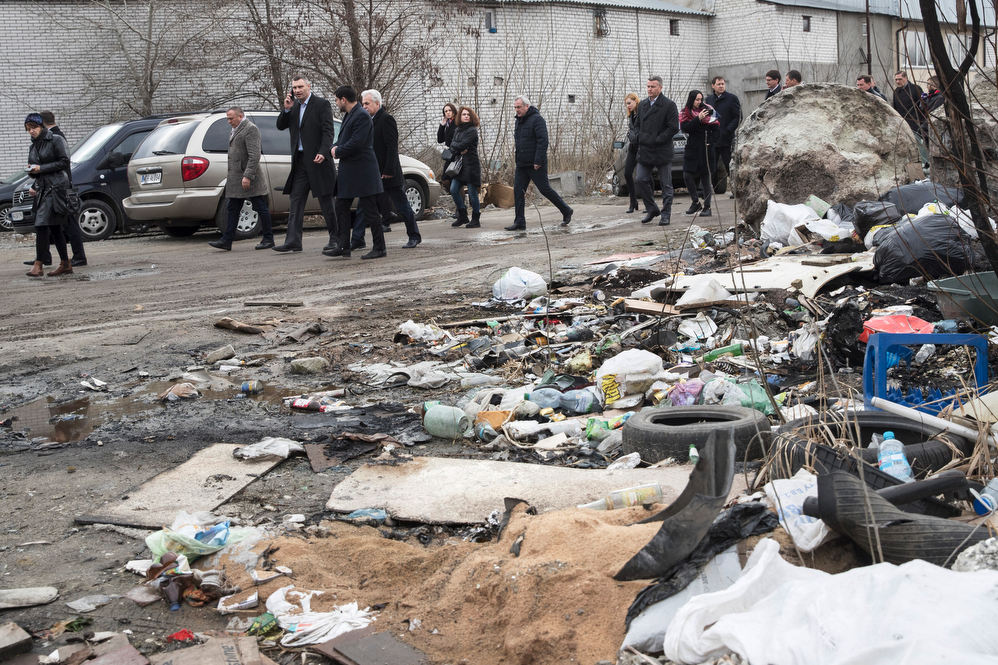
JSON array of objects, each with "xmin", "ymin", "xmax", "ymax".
[
  {"xmin": 108, "ymin": 152, "xmax": 125, "ymax": 168},
  {"xmin": 613, "ymin": 141, "xmax": 625, "ymax": 150}
]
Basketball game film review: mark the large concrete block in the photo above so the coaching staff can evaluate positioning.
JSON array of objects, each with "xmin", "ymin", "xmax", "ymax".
[{"xmin": 548, "ymin": 170, "xmax": 585, "ymax": 196}]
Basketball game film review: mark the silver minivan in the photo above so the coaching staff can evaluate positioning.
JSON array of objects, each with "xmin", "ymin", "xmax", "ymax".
[{"xmin": 123, "ymin": 111, "xmax": 439, "ymax": 238}]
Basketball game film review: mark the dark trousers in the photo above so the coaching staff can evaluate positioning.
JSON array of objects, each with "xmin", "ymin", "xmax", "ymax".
[
  {"xmin": 36, "ymin": 225, "xmax": 68, "ymax": 263},
  {"xmin": 513, "ymin": 163, "xmax": 572, "ymax": 225},
  {"xmin": 381, "ymin": 186, "xmax": 419, "ymax": 240},
  {"xmin": 285, "ymin": 151, "xmax": 336, "ymax": 249},
  {"xmin": 636, "ymin": 162, "xmax": 673, "ymax": 222},
  {"xmin": 222, "ymin": 195, "xmax": 273, "ymax": 244},
  {"xmin": 336, "ymin": 195, "xmax": 385, "ymax": 253},
  {"xmin": 715, "ymin": 145, "xmax": 732, "ymax": 191},
  {"xmin": 624, "ymin": 149, "xmax": 639, "ymax": 209},
  {"xmin": 684, "ymin": 171, "xmax": 712, "ymax": 209},
  {"xmin": 65, "ymin": 214, "xmax": 85, "ymax": 261}
]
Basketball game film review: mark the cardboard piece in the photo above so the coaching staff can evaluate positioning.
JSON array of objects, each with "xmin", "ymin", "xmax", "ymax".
[
  {"xmin": 76, "ymin": 444, "xmax": 283, "ymax": 529},
  {"xmin": 484, "ymin": 183, "xmax": 514, "ymax": 209},
  {"xmin": 327, "ymin": 631, "xmax": 426, "ymax": 665},
  {"xmin": 147, "ymin": 635, "xmax": 252, "ymax": 665},
  {"xmin": 326, "ymin": 457, "xmax": 744, "ymax": 525},
  {"xmin": 0, "ymin": 623, "xmax": 32, "ymax": 660},
  {"xmin": 88, "ymin": 644, "xmax": 149, "ymax": 665}
]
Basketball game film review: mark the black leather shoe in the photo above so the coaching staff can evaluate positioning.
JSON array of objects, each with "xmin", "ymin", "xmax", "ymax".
[
  {"xmin": 321, "ymin": 242, "xmax": 337, "ymax": 251},
  {"xmin": 504, "ymin": 223, "xmax": 526, "ymax": 231},
  {"xmin": 361, "ymin": 249, "xmax": 387, "ymax": 260},
  {"xmin": 382, "ymin": 224, "xmax": 392, "ymax": 233},
  {"xmin": 626, "ymin": 206, "xmax": 638, "ymax": 213},
  {"xmin": 402, "ymin": 238, "xmax": 419, "ymax": 249},
  {"xmin": 699, "ymin": 208, "xmax": 712, "ymax": 217},
  {"xmin": 684, "ymin": 202, "xmax": 703, "ymax": 215},
  {"xmin": 349, "ymin": 240, "xmax": 366, "ymax": 251},
  {"xmin": 24, "ymin": 260, "xmax": 53, "ymax": 266},
  {"xmin": 560, "ymin": 215, "xmax": 572, "ymax": 227},
  {"xmin": 641, "ymin": 210, "xmax": 661, "ymax": 224},
  {"xmin": 71, "ymin": 258, "xmax": 87, "ymax": 267},
  {"xmin": 659, "ymin": 219, "xmax": 671, "ymax": 226},
  {"xmin": 272, "ymin": 244, "xmax": 302, "ymax": 252},
  {"xmin": 322, "ymin": 248, "xmax": 350, "ymax": 257},
  {"xmin": 208, "ymin": 240, "xmax": 232, "ymax": 251},
  {"xmin": 255, "ymin": 241, "xmax": 276, "ymax": 250}
]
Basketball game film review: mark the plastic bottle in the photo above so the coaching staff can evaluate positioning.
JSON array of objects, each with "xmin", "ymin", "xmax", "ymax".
[
  {"xmin": 474, "ymin": 421, "xmax": 499, "ymax": 443},
  {"xmin": 914, "ymin": 344, "xmax": 936, "ymax": 365},
  {"xmin": 460, "ymin": 375, "xmax": 502, "ymax": 389},
  {"xmin": 525, "ymin": 387, "xmax": 600, "ymax": 415},
  {"xmin": 578, "ymin": 483, "xmax": 664, "ymax": 510},
  {"xmin": 703, "ymin": 343, "xmax": 746, "ymax": 362},
  {"xmin": 689, "ymin": 444, "xmax": 700, "ymax": 465},
  {"xmin": 241, "ymin": 380, "xmax": 265, "ymax": 394},
  {"xmin": 877, "ymin": 432, "xmax": 915, "ymax": 483},
  {"xmin": 524, "ymin": 388, "xmax": 563, "ymax": 409},
  {"xmin": 423, "ymin": 405, "xmax": 471, "ymax": 439},
  {"xmin": 973, "ymin": 478, "xmax": 998, "ymax": 514}
]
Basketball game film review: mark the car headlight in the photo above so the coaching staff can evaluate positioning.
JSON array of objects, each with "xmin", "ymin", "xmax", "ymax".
[{"xmin": 428, "ymin": 170, "xmax": 434, "ymax": 180}]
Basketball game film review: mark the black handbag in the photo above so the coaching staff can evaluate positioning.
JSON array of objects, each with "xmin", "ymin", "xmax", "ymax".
[
  {"xmin": 440, "ymin": 148, "xmax": 453, "ymax": 162},
  {"xmin": 444, "ymin": 155, "xmax": 463, "ymax": 179}
]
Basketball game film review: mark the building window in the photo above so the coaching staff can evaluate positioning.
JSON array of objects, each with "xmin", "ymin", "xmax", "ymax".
[
  {"xmin": 862, "ymin": 20, "xmax": 867, "ymax": 36},
  {"xmin": 670, "ymin": 19, "xmax": 679, "ymax": 36},
  {"xmin": 568, "ymin": 94, "xmax": 576, "ymax": 103},
  {"xmin": 903, "ymin": 30, "xmax": 933, "ymax": 67},
  {"xmin": 485, "ymin": 9, "xmax": 497, "ymax": 33},
  {"xmin": 802, "ymin": 15, "xmax": 811, "ymax": 32},
  {"xmin": 468, "ymin": 76, "xmax": 477, "ymax": 87},
  {"xmin": 593, "ymin": 8, "xmax": 610, "ymax": 37}
]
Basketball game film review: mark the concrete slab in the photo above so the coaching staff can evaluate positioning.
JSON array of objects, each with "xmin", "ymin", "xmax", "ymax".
[
  {"xmin": 0, "ymin": 587, "xmax": 58, "ymax": 609},
  {"xmin": 326, "ymin": 457, "xmax": 741, "ymax": 525},
  {"xmin": 0, "ymin": 623, "xmax": 32, "ymax": 661},
  {"xmin": 77, "ymin": 444, "xmax": 283, "ymax": 529}
]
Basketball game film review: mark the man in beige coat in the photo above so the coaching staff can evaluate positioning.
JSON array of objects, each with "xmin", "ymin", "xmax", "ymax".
[{"xmin": 209, "ymin": 107, "xmax": 275, "ymax": 250}]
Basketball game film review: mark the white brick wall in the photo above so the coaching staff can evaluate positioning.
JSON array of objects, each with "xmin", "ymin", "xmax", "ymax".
[{"xmin": 709, "ymin": 0, "xmax": 838, "ymax": 67}]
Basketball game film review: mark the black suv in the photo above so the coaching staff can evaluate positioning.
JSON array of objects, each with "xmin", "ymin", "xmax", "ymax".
[{"xmin": 10, "ymin": 115, "xmax": 183, "ymax": 240}]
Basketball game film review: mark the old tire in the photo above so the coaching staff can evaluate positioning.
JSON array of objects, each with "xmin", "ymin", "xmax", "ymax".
[
  {"xmin": 622, "ymin": 405, "xmax": 772, "ymax": 463},
  {"xmin": 780, "ymin": 412, "xmax": 973, "ymax": 478}
]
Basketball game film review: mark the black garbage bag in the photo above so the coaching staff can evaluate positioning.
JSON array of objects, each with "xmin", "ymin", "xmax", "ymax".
[
  {"xmin": 873, "ymin": 213, "xmax": 972, "ymax": 284},
  {"xmin": 854, "ymin": 200, "xmax": 902, "ymax": 237},
  {"xmin": 823, "ymin": 301, "xmax": 866, "ymax": 366},
  {"xmin": 826, "ymin": 203, "xmax": 856, "ymax": 228},
  {"xmin": 879, "ymin": 181, "xmax": 966, "ymax": 214},
  {"xmin": 623, "ymin": 502, "xmax": 779, "ymax": 629}
]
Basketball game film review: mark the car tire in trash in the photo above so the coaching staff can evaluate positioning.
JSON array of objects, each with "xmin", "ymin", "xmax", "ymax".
[
  {"xmin": 779, "ymin": 411, "xmax": 973, "ymax": 478},
  {"xmin": 622, "ymin": 406, "xmax": 772, "ymax": 463}
]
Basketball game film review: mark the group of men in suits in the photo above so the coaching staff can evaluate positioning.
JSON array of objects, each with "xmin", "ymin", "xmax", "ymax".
[{"xmin": 211, "ymin": 75, "xmax": 419, "ymax": 259}]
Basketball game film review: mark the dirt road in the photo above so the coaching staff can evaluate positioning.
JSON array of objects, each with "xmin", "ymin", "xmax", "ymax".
[{"xmin": 0, "ymin": 192, "xmax": 727, "ymax": 658}]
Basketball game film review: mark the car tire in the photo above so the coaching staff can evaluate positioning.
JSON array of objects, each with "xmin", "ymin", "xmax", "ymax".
[
  {"xmin": 404, "ymin": 178, "xmax": 426, "ymax": 221},
  {"xmin": 215, "ymin": 198, "xmax": 262, "ymax": 240},
  {"xmin": 0, "ymin": 203, "xmax": 12, "ymax": 232},
  {"xmin": 77, "ymin": 199, "xmax": 117, "ymax": 241},
  {"xmin": 612, "ymin": 173, "xmax": 626, "ymax": 197},
  {"xmin": 622, "ymin": 405, "xmax": 772, "ymax": 463},
  {"xmin": 159, "ymin": 225, "xmax": 199, "ymax": 238}
]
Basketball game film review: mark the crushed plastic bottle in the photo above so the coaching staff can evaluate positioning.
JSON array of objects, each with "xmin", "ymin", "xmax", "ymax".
[
  {"xmin": 878, "ymin": 431, "xmax": 914, "ymax": 483},
  {"xmin": 914, "ymin": 344, "xmax": 936, "ymax": 365},
  {"xmin": 578, "ymin": 483, "xmax": 664, "ymax": 510},
  {"xmin": 525, "ymin": 387, "xmax": 600, "ymax": 415}
]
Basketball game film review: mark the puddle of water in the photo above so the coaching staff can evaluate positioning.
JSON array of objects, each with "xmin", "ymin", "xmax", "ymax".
[{"xmin": 77, "ymin": 268, "xmax": 161, "ymax": 282}]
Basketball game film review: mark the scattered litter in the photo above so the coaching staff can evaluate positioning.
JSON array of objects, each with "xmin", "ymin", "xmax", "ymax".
[
  {"xmin": 233, "ymin": 437, "xmax": 305, "ymax": 461},
  {"xmin": 265, "ymin": 585, "xmax": 376, "ymax": 647},
  {"xmin": 65, "ymin": 594, "xmax": 113, "ymax": 613}
]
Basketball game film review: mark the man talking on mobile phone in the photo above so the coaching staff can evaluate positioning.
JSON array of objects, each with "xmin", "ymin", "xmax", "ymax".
[{"xmin": 274, "ymin": 75, "xmax": 338, "ymax": 253}]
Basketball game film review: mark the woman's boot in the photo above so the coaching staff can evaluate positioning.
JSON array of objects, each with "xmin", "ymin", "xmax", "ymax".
[
  {"xmin": 26, "ymin": 261, "xmax": 44, "ymax": 277},
  {"xmin": 466, "ymin": 211, "xmax": 481, "ymax": 228},
  {"xmin": 451, "ymin": 208, "xmax": 469, "ymax": 227},
  {"xmin": 48, "ymin": 260, "xmax": 73, "ymax": 276}
]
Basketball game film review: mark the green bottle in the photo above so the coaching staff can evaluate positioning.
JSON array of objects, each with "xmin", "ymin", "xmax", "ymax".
[{"xmin": 703, "ymin": 343, "xmax": 746, "ymax": 362}]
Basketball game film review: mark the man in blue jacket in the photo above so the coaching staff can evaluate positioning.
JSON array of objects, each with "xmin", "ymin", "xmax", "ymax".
[{"xmin": 505, "ymin": 96, "xmax": 573, "ymax": 231}]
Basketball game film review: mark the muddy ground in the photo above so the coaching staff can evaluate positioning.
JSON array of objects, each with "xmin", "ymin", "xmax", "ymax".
[{"xmin": 0, "ymin": 191, "xmax": 742, "ymax": 661}]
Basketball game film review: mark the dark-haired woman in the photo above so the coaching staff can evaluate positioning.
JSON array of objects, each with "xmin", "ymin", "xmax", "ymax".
[
  {"xmin": 23, "ymin": 113, "xmax": 73, "ymax": 277},
  {"xmin": 437, "ymin": 103, "xmax": 458, "ymax": 193},
  {"xmin": 623, "ymin": 92, "xmax": 640, "ymax": 213},
  {"xmin": 449, "ymin": 107, "xmax": 482, "ymax": 229},
  {"xmin": 679, "ymin": 90, "xmax": 720, "ymax": 217}
]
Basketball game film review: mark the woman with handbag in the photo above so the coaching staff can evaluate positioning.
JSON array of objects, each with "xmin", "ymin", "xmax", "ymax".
[
  {"xmin": 23, "ymin": 113, "xmax": 73, "ymax": 277},
  {"xmin": 623, "ymin": 92, "xmax": 641, "ymax": 213},
  {"xmin": 679, "ymin": 90, "xmax": 720, "ymax": 218},
  {"xmin": 437, "ymin": 103, "xmax": 458, "ymax": 190},
  {"xmin": 448, "ymin": 106, "xmax": 482, "ymax": 229}
]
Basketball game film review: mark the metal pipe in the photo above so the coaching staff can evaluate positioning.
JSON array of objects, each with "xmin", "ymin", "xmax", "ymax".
[{"xmin": 869, "ymin": 397, "xmax": 998, "ymax": 447}]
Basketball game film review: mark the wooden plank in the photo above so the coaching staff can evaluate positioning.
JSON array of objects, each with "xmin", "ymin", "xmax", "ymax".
[
  {"xmin": 675, "ymin": 299, "xmax": 750, "ymax": 311},
  {"xmin": 623, "ymin": 299, "xmax": 679, "ymax": 316},
  {"xmin": 244, "ymin": 301, "xmax": 304, "ymax": 307},
  {"xmin": 76, "ymin": 444, "xmax": 283, "ymax": 529}
]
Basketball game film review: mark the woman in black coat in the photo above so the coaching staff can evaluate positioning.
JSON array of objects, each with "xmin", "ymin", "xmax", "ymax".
[
  {"xmin": 448, "ymin": 106, "xmax": 483, "ymax": 229},
  {"xmin": 437, "ymin": 103, "xmax": 458, "ymax": 187},
  {"xmin": 679, "ymin": 90, "xmax": 720, "ymax": 217},
  {"xmin": 623, "ymin": 92, "xmax": 640, "ymax": 213},
  {"xmin": 23, "ymin": 113, "xmax": 73, "ymax": 277}
]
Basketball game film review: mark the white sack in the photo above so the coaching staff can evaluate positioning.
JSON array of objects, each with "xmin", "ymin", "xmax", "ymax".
[
  {"xmin": 675, "ymin": 278, "xmax": 733, "ymax": 308},
  {"xmin": 761, "ymin": 201, "xmax": 820, "ymax": 246},
  {"xmin": 493, "ymin": 267, "xmax": 547, "ymax": 301},
  {"xmin": 763, "ymin": 469, "xmax": 834, "ymax": 552},
  {"xmin": 233, "ymin": 437, "xmax": 304, "ymax": 460},
  {"xmin": 595, "ymin": 349, "xmax": 665, "ymax": 408},
  {"xmin": 266, "ymin": 585, "xmax": 375, "ymax": 647},
  {"xmin": 663, "ymin": 538, "xmax": 998, "ymax": 665}
]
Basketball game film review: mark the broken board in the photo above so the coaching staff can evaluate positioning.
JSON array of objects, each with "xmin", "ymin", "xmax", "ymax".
[
  {"xmin": 635, "ymin": 253, "xmax": 875, "ymax": 300},
  {"xmin": 326, "ymin": 457, "xmax": 745, "ymax": 525},
  {"xmin": 76, "ymin": 444, "xmax": 283, "ymax": 529}
]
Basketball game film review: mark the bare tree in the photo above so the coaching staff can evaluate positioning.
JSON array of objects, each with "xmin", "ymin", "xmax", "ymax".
[{"xmin": 216, "ymin": 0, "xmax": 301, "ymax": 107}]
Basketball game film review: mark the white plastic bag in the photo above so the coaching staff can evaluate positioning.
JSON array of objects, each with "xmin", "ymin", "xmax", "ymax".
[
  {"xmin": 233, "ymin": 437, "xmax": 304, "ymax": 461},
  {"xmin": 596, "ymin": 349, "xmax": 665, "ymax": 408},
  {"xmin": 663, "ymin": 538, "xmax": 998, "ymax": 665},
  {"xmin": 763, "ymin": 469, "xmax": 834, "ymax": 552},
  {"xmin": 493, "ymin": 267, "xmax": 547, "ymax": 301},
  {"xmin": 701, "ymin": 379, "xmax": 747, "ymax": 407},
  {"xmin": 398, "ymin": 320, "xmax": 447, "ymax": 342},
  {"xmin": 760, "ymin": 201, "xmax": 820, "ymax": 246},
  {"xmin": 266, "ymin": 585, "xmax": 376, "ymax": 647},
  {"xmin": 676, "ymin": 313, "xmax": 718, "ymax": 341},
  {"xmin": 675, "ymin": 278, "xmax": 733, "ymax": 308},
  {"xmin": 802, "ymin": 217, "xmax": 846, "ymax": 241}
]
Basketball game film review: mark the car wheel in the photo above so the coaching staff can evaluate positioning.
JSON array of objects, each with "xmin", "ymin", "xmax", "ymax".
[
  {"xmin": 159, "ymin": 224, "xmax": 199, "ymax": 237},
  {"xmin": 77, "ymin": 200, "xmax": 117, "ymax": 241},
  {"xmin": 612, "ymin": 173, "xmax": 625, "ymax": 197},
  {"xmin": 0, "ymin": 203, "xmax": 12, "ymax": 232},
  {"xmin": 404, "ymin": 178, "xmax": 426, "ymax": 221},
  {"xmin": 215, "ymin": 198, "xmax": 261, "ymax": 240},
  {"xmin": 622, "ymin": 405, "xmax": 772, "ymax": 463}
]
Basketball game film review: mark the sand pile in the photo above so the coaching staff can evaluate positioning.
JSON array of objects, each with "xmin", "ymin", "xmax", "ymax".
[{"xmin": 248, "ymin": 503, "xmax": 664, "ymax": 664}]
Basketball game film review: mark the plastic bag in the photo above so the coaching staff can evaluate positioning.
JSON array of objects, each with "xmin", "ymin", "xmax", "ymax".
[
  {"xmin": 596, "ymin": 349, "xmax": 665, "ymax": 408},
  {"xmin": 676, "ymin": 313, "xmax": 717, "ymax": 340},
  {"xmin": 739, "ymin": 380, "xmax": 774, "ymax": 415},
  {"xmin": 493, "ymin": 267, "xmax": 547, "ymax": 302},
  {"xmin": 873, "ymin": 213, "xmax": 972, "ymax": 284},
  {"xmin": 233, "ymin": 437, "xmax": 304, "ymax": 461},
  {"xmin": 763, "ymin": 469, "xmax": 834, "ymax": 552},
  {"xmin": 879, "ymin": 180, "xmax": 966, "ymax": 214},
  {"xmin": 675, "ymin": 277, "xmax": 733, "ymax": 308},
  {"xmin": 146, "ymin": 512, "xmax": 252, "ymax": 562},
  {"xmin": 398, "ymin": 320, "xmax": 447, "ymax": 342},
  {"xmin": 702, "ymin": 379, "xmax": 747, "ymax": 407},
  {"xmin": 825, "ymin": 203, "xmax": 856, "ymax": 229},
  {"xmin": 266, "ymin": 585, "xmax": 375, "ymax": 647},
  {"xmin": 801, "ymin": 217, "xmax": 846, "ymax": 241},
  {"xmin": 669, "ymin": 379, "xmax": 704, "ymax": 407},
  {"xmin": 760, "ymin": 201, "xmax": 820, "ymax": 245},
  {"xmin": 789, "ymin": 323, "xmax": 819, "ymax": 362},
  {"xmin": 853, "ymin": 200, "xmax": 902, "ymax": 236}
]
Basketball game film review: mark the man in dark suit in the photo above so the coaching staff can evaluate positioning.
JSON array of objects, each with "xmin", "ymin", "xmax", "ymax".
[
  {"xmin": 764, "ymin": 70, "xmax": 783, "ymax": 100},
  {"xmin": 705, "ymin": 77, "xmax": 741, "ymax": 196},
  {"xmin": 274, "ymin": 76, "xmax": 338, "ymax": 253},
  {"xmin": 634, "ymin": 75, "xmax": 679, "ymax": 226},
  {"xmin": 361, "ymin": 89, "xmax": 421, "ymax": 248},
  {"xmin": 324, "ymin": 86, "xmax": 387, "ymax": 260}
]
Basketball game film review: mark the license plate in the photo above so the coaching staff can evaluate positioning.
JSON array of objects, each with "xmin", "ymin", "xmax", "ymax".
[
  {"xmin": 11, "ymin": 211, "xmax": 23, "ymax": 221},
  {"xmin": 140, "ymin": 172, "xmax": 162, "ymax": 185}
]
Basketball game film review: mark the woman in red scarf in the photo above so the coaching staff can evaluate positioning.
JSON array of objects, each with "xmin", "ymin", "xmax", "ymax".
[{"xmin": 679, "ymin": 90, "xmax": 720, "ymax": 217}]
